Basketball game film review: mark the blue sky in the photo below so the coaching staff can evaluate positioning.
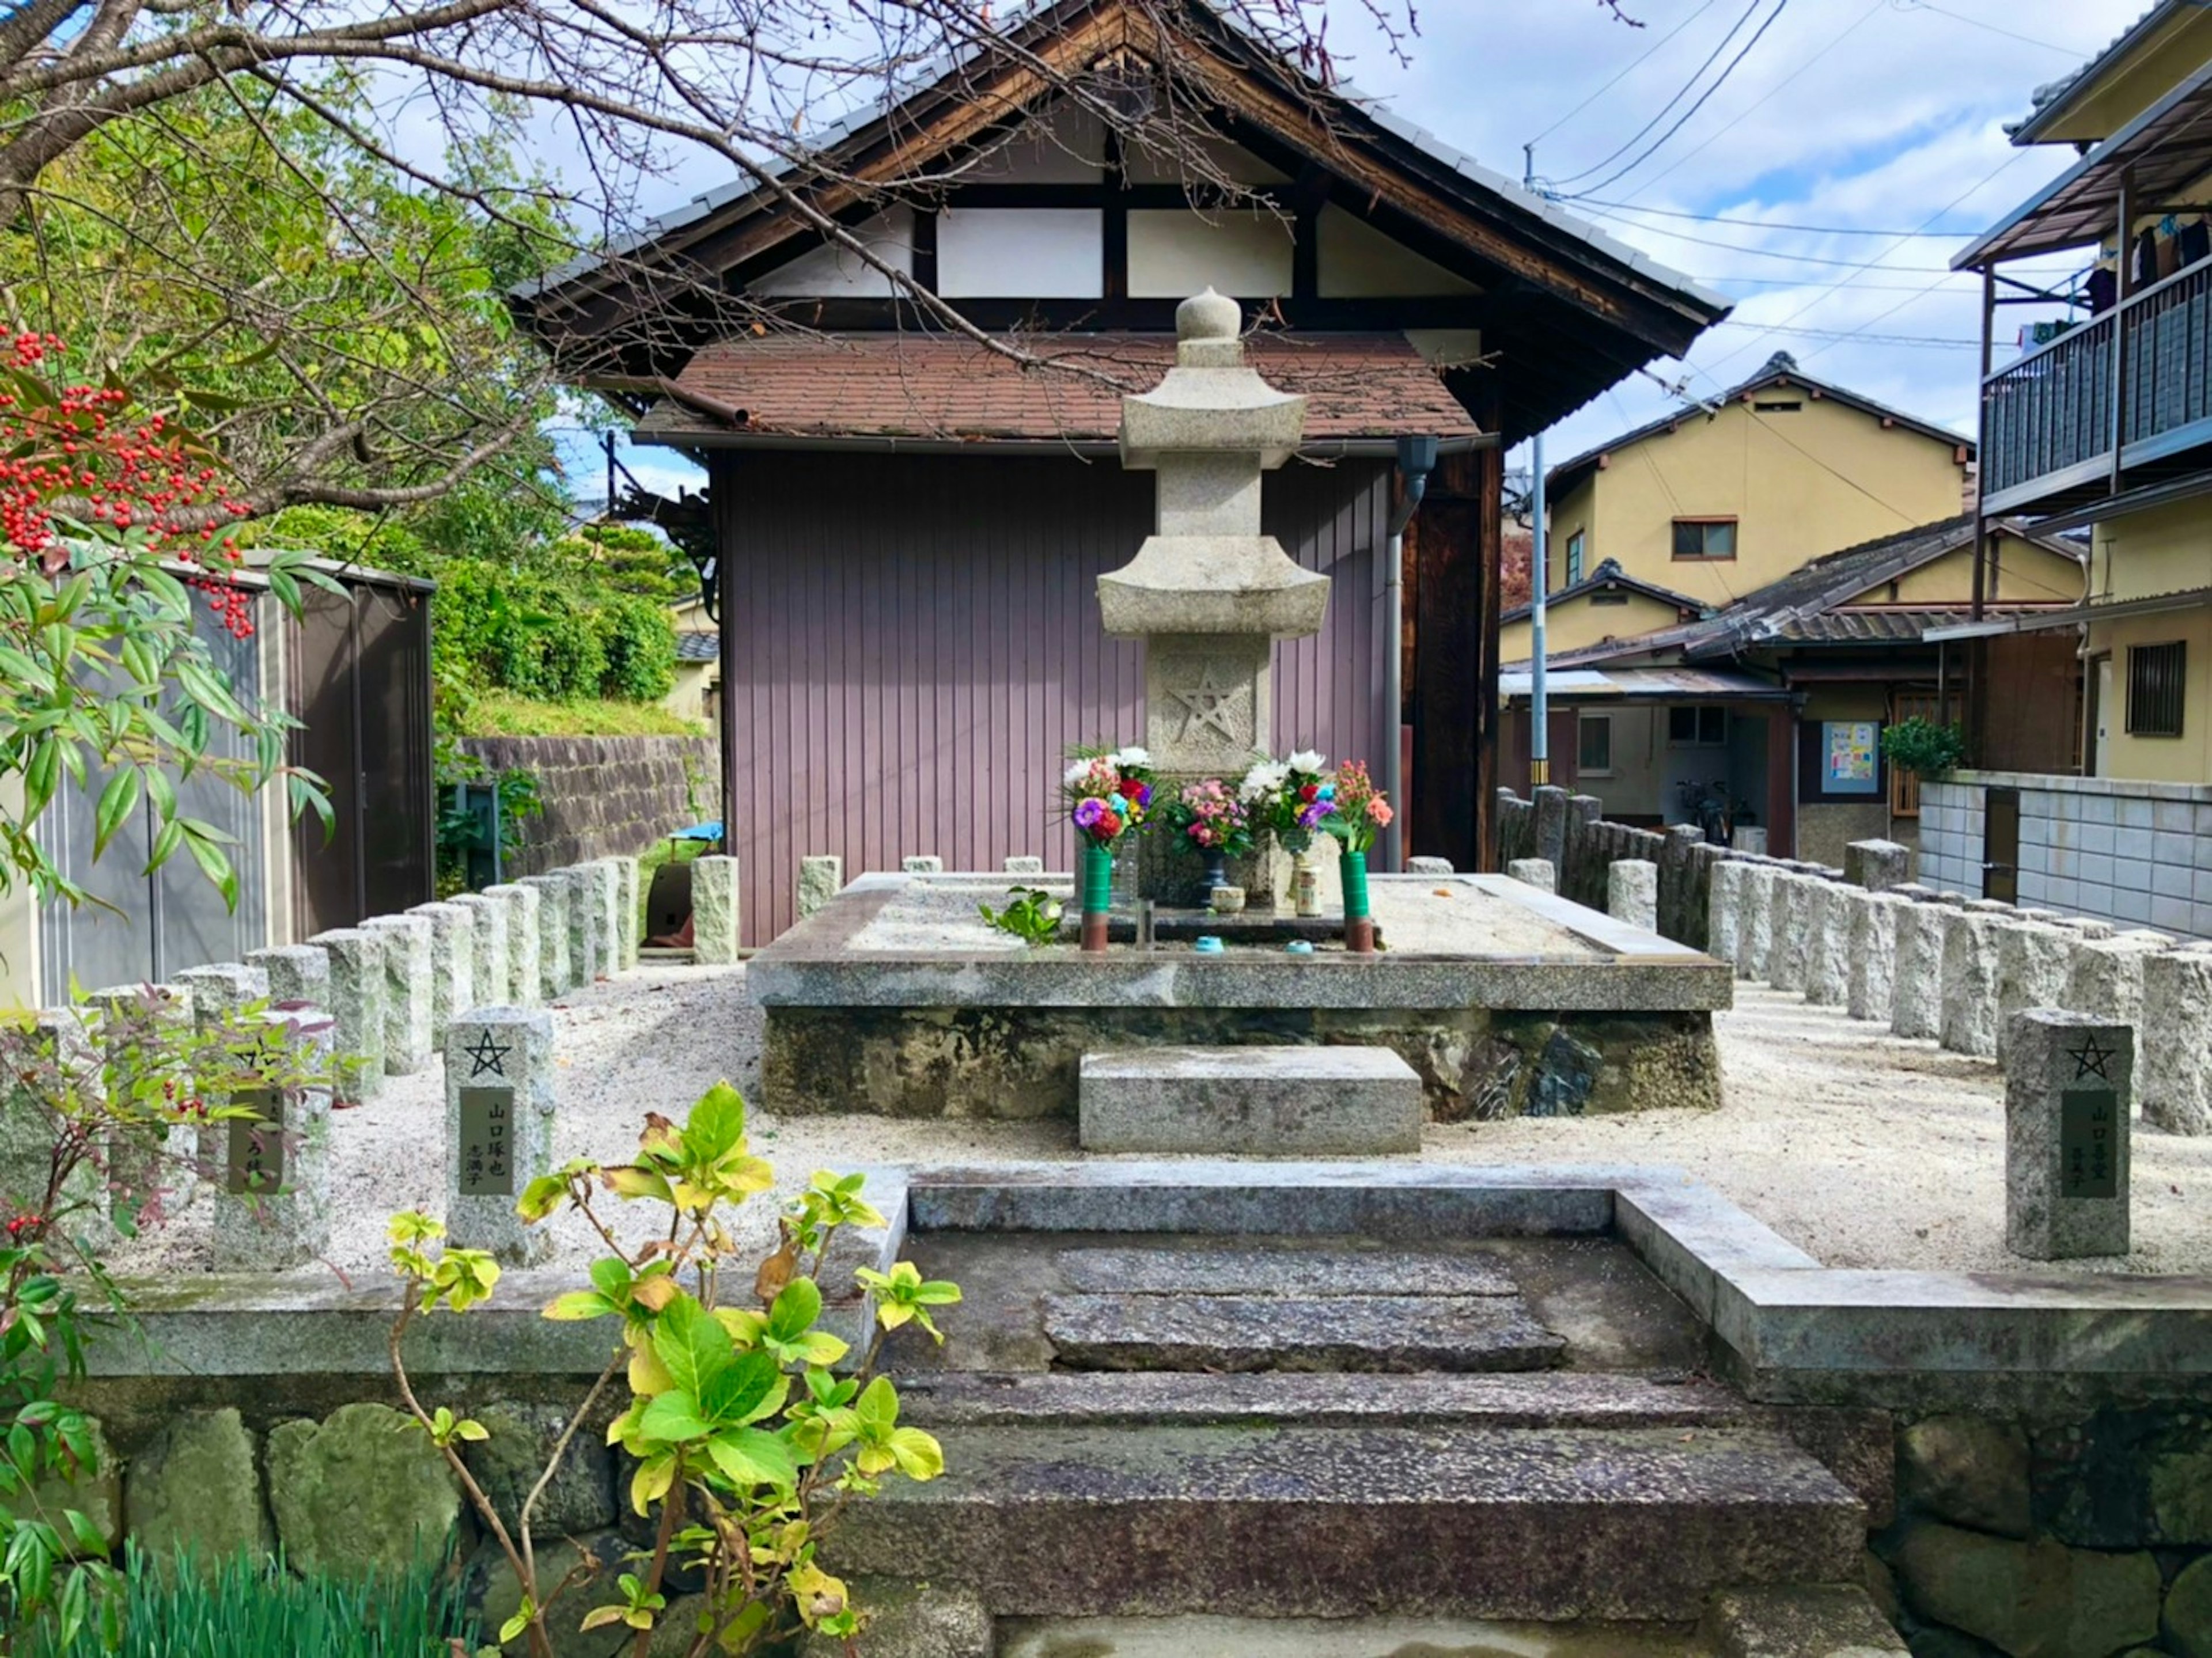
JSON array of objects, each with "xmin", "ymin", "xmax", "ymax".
[{"xmin": 556, "ymin": 0, "xmax": 2121, "ymax": 502}]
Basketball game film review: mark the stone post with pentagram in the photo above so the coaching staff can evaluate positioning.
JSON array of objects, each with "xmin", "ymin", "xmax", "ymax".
[
  {"xmin": 2005, "ymin": 1008, "xmax": 2131, "ymax": 1260},
  {"xmin": 445, "ymin": 1007, "xmax": 556, "ymax": 1264},
  {"xmin": 1100, "ymin": 289, "xmax": 1327, "ymax": 907}
]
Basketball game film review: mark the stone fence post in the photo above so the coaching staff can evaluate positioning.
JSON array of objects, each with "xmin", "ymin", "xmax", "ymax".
[{"xmin": 2006, "ymin": 1009, "xmax": 2130, "ymax": 1259}]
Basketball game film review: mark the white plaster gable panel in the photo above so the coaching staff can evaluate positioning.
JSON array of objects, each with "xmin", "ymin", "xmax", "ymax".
[
  {"xmin": 937, "ymin": 207, "xmax": 1104, "ymax": 297},
  {"xmin": 1128, "ymin": 208, "xmax": 1293, "ymax": 298},
  {"xmin": 1124, "ymin": 130, "xmax": 1289, "ymax": 186},
  {"xmin": 1319, "ymin": 205, "xmax": 1478, "ymax": 298},
  {"xmin": 749, "ymin": 207, "xmax": 914, "ymax": 298},
  {"xmin": 964, "ymin": 103, "xmax": 1107, "ymax": 182}
]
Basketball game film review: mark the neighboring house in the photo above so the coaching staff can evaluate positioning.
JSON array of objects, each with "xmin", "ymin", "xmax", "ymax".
[
  {"xmin": 665, "ymin": 597, "xmax": 719, "ymax": 726},
  {"xmin": 514, "ymin": 0, "xmax": 1728, "ymax": 942},
  {"xmin": 1500, "ymin": 517, "xmax": 2084, "ymax": 866},
  {"xmin": 1938, "ymin": 1, "xmax": 2212, "ymax": 931},
  {"xmin": 1, "ymin": 560, "xmax": 435, "ymax": 1007},
  {"xmin": 1532, "ymin": 351, "xmax": 1977, "ymax": 618}
]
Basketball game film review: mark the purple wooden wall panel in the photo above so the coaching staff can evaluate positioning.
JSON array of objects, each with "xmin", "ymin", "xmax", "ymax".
[{"xmin": 716, "ymin": 452, "xmax": 1391, "ymax": 946}]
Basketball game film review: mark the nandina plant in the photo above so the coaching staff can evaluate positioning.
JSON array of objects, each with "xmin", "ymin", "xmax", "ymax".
[
  {"xmin": 388, "ymin": 1082, "xmax": 959, "ymax": 1658},
  {"xmin": 0, "ymin": 335, "xmax": 336, "ymax": 909},
  {"xmin": 0, "ymin": 992, "xmax": 336, "ymax": 1653}
]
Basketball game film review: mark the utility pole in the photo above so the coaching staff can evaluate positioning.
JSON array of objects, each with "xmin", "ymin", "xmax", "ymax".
[{"xmin": 1523, "ymin": 146, "xmax": 1550, "ymax": 788}]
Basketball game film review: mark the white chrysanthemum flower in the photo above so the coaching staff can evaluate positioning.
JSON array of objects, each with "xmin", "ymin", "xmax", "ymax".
[
  {"xmin": 1238, "ymin": 760, "xmax": 1289, "ymax": 803},
  {"xmin": 1288, "ymin": 749, "xmax": 1328, "ymax": 774},
  {"xmin": 1109, "ymin": 746, "xmax": 1152, "ymax": 768}
]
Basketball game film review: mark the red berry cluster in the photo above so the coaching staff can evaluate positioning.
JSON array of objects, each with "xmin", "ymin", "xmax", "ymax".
[
  {"xmin": 3, "ymin": 1213, "xmax": 44, "ymax": 1239},
  {"xmin": 2, "ymin": 333, "xmax": 258, "ymax": 639}
]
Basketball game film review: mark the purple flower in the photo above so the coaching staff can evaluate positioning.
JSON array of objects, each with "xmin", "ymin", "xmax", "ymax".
[
  {"xmin": 1132, "ymin": 781, "xmax": 1153, "ymax": 807},
  {"xmin": 1074, "ymin": 798, "xmax": 1107, "ymax": 829},
  {"xmin": 1297, "ymin": 800, "xmax": 1330, "ymax": 830}
]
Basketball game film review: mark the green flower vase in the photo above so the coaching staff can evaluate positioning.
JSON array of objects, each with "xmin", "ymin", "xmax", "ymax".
[
  {"xmin": 1080, "ymin": 840, "xmax": 1114, "ymax": 951},
  {"xmin": 1342, "ymin": 849, "xmax": 1375, "ymax": 954}
]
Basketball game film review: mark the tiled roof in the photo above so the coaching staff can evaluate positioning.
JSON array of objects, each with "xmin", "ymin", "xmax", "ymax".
[
  {"xmin": 635, "ymin": 332, "xmax": 1483, "ymax": 448},
  {"xmin": 675, "ymin": 631, "xmax": 719, "ymax": 662},
  {"xmin": 1500, "ymin": 556, "xmax": 1705, "ymax": 626}
]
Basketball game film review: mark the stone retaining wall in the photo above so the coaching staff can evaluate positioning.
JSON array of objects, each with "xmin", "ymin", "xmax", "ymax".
[
  {"xmin": 1494, "ymin": 786, "xmax": 1734, "ymax": 951},
  {"xmin": 459, "ymin": 734, "xmax": 718, "ymax": 877}
]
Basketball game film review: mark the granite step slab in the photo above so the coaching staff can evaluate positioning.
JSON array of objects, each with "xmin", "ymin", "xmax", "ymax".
[
  {"xmin": 1043, "ymin": 1291, "xmax": 1566, "ymax": 1372},
  {"xmin": 997, "ymin": 1615, "xmax": 1714, "ymax": 1657},
  {"xmin": 1052, "ymin": 1245, "xmax": 1518, "ymax": 1297},
  {"xmin": 823, "ymin": 1422, "xmax": 1867, "ymax": 1621},
  {"xmin": 1078, "ymin": 1044, "xmax": 1423, "ymax": 1156}
]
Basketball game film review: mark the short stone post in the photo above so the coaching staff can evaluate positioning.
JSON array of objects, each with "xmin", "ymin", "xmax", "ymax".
[
  {"xmin": 2141, "ymin": 950, "xmax": 2212, "ymax": 1135},
  {"xmin": 517, "ymin": 875, "xmax": 571, "ymax": 998},
  {"xmin": 86, "ymin": 984, "xmax": 199, "ymax": 1213},
  {"xmin": 1531, "ymin": 786, "xmax": 1571, "ymax": 870},
  {"xmin": 797, "ymin": 855, "xmax": 844, "ymax": 921},
  {"xmin": 1005, "ymin": 856, "xmax": 1046, "ymax": 875},
  {"xmin": 1734, "ymin": 864, "xmax": 1777, "ymax": 981},
  {"xmin": 1768, "ymin": 874, "xmax": 1814, "ymax": 993},
  {"xmin": 1938, "ymin": 910, "xmax": 2004, "ymax": 1058},
  {"xmin": 211, "ymin": 1008, "xmax": 335, "ymax": 1272},
  {"xmin": 361, "ymin": 914, "xmax": 434, "ymax": 1075},
  {"xmin": 693, "ymin": 855, "xmax": 741, "ymax": 966},
  {"xmin": 558, "ymin": 867, "xmax": 600, "ymax": 987},
  {"xmin": 2065, "ymin": 932, "xmax": 2170, "ymax": 1034},
  {"xmin": 901, "ymin": 855, "xmax": 944, "ymax": 875},
  {"xmin": 1506, "ymin": 858, "xmax": 1556, "ymax": 894},
  {"xmin": 1889, "ymin": 902, "xmax": 1949, "ymax": 1041},
  {"xmin": 305, "ymin": 929, "xmax": 386, "ymax": 1101},
  {"xmin": 1607, "ymin": 859, "xmax": 1658, "ymax": 932},
  {"xmin": 448, "ymin": 894, "xmax": 511, "ymax": 1007},
  {"xmin": 1802, "ymin": 883, "xmax": 1850, "ymax": 1007},
  {"xmin": 245, "ymin": 944, "xmax": 330, "ymax": 1014},
  {"xmin": 407, "ymin": 902, "xmax": 476, "ymax": 1047},
  {"xmin": 1407, "ymin": 856, "xmax": 1455, "ymax": 877},
  {"xmin": 1707, "ymin": 860, "xmax": 1748, "ymax": 968},
  {"xmin": 171, "ymin": 963, "xmax": 271, "ymax": 1171},
  {"xmin": 608, "ymin": 855, "xmax": 642, "ymax": 972},
  {"xmin": 444, "ymin": 1008, "xmax": 556, "ymax": 1265},
  {"xmin": 1843, "ymin": 839, "xmax": 1912, "ymax": 892},
  {"xmin": 1846, "ymin": 890, "xmax": 1908, "ymax": 1025},
  {"xmin": 482, "ymin": 885, "xmax": 540, "ymax": 1008},
  {"xmin": 1994, "ymin": 921, "xmax": 2075, "ymax": 1064},
  {"xmin": 2006, "ymin": 1010, "xmax": 2131, "ymax": 1259},
  {"xmin": 589, "ymin": 862, "xmax": 624, "ymax": 978}
]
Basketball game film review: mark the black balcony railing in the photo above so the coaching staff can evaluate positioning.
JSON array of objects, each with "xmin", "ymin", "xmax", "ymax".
[{"xmin": 1982, "ymin": 255, "xmax": 2212, "ymax": 510}]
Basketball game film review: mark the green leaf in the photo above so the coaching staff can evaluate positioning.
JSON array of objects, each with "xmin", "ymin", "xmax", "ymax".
[
  {"xmin": 637, "ymin": 1390, "xmax": 713, "ymax": 1443},
  {"xmin": 91, "ymin": 768, "xmax": 141, "ymax": 860},
  {"xmin": 543, "ymin": 1291, "xmax": 616, "ymax": 1322},
  {"xmin": 854, "ymin": 1376, "xmax": 899, "ymax": 1435},
  {"xmin": 699, "ymin": 1348, "xmax": 783, "ymax": 1427},
  {"xmin": 684, "ymin": 1081, "xmax": 747, "ymax": 1161},
  {"xmin": 704, "ymin": 1426, "xmax": 797, "ymax": 1489},
  {"xmin": 650, "ymin": 1294, "xmax": 732, "ymax": 1397},
  {"xmin": 589, "ymin": 1257, "xmax": 632, "ymax": 1303},
  {"xmin": 767, "ymin": 1277, "xmax": 822, "ymax": 1345}
]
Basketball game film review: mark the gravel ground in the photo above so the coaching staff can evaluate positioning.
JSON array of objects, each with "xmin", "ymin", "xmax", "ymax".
[{"xmin": 113, "ymin": 966, "xmax": 2212, "ymax": 1279}]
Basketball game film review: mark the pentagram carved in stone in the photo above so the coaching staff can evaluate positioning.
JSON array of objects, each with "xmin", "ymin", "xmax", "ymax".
[{"xmin": 1169, "ymin": 662, "xmax": 1251, "ymax": 745}]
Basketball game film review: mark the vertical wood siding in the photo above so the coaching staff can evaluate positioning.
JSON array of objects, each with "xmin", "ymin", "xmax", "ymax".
[{"xmin": 715, "ymin": 450, "xmax": 1390, "ymax": 945}]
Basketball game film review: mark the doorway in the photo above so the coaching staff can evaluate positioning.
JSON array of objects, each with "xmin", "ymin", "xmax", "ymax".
[
  {"xmin": 1983, "ymin": 787, "xmax": 2020, "ymax": 903},
  {"xmin": 2088, "ymin": 654, "xmax": 2112, "ymax": 777}
]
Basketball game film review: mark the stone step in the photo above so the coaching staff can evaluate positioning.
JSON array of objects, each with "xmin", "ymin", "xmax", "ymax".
[
  {"xmin": 1043, "ymin": 1291, "xmax": 1566, "ymax": 1372},
  {"xmin": 1052, "ymin": 1244, "xmax": 1519, "ymax": 1297},
  {"xmin": 1078, "ymin": 1044, "xmax": 1422, "ymax": 1155},
  {"xmin": 824, "ymin": 1422, "xmax": 1868, "ymax": 1621},
  {"xmin": 898, "ymin": 1369, "xmax": 1743, "ymax": 1429},
  {"xmin": 997, "ymin": 1615, "xmax": 1715, "ymax": 1657}
]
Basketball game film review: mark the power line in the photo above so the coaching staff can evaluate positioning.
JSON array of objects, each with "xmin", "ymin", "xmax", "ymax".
[
  {"xmin": 1885, "ymin": 0, "xmax": 2086, "ymax": 58},
  {"xmin": 1566, "ymin": 0, "xmax": 1794, "ymax": 200},
  {"xmin": 1711, "ymin": 320, "xmax": 1982, "ymax": 347},
  {"xmin": 1546, "ymin": 0, "xmax": 1771, "ymax": 188},
  {"xmin": 1575, "ymin": 209, "xmax": 1964, "ymax": 270},
  {"xmin": 1572, "ymin": 198, "xmax": 1995, "ymax": 238},
  {"xmin": 1527, "ymin": 0, "xmax": 1726, "ymax": 149}
]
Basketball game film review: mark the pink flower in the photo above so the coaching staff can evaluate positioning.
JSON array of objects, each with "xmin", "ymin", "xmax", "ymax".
[{"xmin": 1368, "ymin": 799, "xmax": 1393, "ymax": 826}]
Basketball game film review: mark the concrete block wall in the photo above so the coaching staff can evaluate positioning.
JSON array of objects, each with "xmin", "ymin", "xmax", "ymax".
[
  {"xmin": 1923, "ymin": 772, "xmax": 2212, "ymax": 939},
  {"xmin": 458, "ymin": 735, "xmax": 719, "ymax": 877}
]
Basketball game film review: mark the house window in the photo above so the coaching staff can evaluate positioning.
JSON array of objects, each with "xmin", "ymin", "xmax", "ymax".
[
  {"xmin": 1565, "ymin": 529, "xmax": 1585, "ymax": 585},
  {"xmin": 1590, "ymin": 592, "xmax": 1629, "ymax": 606},
  {"xmin": 1668, "ymin": 705, "xmax": 1728, "ymax": 746},
  {"xmin": 1578, "ymin": 714, "xmax": 1613, "ymax": 776},
  {"xmin": 1672, "ymin": 518, "xmax": 1737, "ymax": 560},
  {"xmin": 1753, "ymin": 400, "xmax": 1802, "ymax": 413},
  {"xmin": 2126, "ymin": 641, "xmax": 2188, "ymax": 737}
]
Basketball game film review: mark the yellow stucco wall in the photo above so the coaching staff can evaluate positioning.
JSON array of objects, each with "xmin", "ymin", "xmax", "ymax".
[
  {"xmin": 2077, "ymin": 499, "xmax": 2212, "ymax": 782},
  {"xmin": 1546, "ymin": 396, "xmax": 1968, "ymax": 609},
  {"xmin": 2028, "ymin": 8, "xmax": 2212, "ymax": 145},
  {"xmin": 2089, "ymin": 499, "xmax": 2212, "ymax": 604},
  {"xmin": 1875, "ymin": 535, "xmax": 2085, "ymax": 606},
  {"xmin": 1499, "ymin": 588, "xmax": 1685, "ymax": 665}
]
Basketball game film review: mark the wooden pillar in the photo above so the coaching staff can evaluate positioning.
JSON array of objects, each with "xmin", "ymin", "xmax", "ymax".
[
  {"xmin": 714, "ymin": 453, "xmax": 741, "ymax": 847},
  {"xmin": 1410, "ymin": 443, "xmax": 1491, "ymax": 872},
  {"xmin": 1766, "ymin": 704, "xmax": 1796, "ymax": 860}
]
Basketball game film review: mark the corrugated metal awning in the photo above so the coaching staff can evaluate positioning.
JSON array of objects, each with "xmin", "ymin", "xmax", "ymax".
[
  {"xmin": 1498, "ymin": 665, "xmax": 1793, "ymax": 701},
  {"xmin": 1924, "ymin": 586, "xmax": 2212, "ymax": 640}
]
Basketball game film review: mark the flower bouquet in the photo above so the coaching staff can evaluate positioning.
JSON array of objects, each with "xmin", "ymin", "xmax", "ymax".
[
  {"xmin": 1063, "ymin": 746, "xmax": 1155, "ymax": 950},
  {"xmin": 1322, "ymin": 760, "xmax": 1392, "ymax": 952},
  {"xmin": 1162, "ymin": 779, "xmax": 1254, "ymax": 896},
  {"xmin": 1238, "ymin": 749, "xmax": 1333, "ymax": 855}
]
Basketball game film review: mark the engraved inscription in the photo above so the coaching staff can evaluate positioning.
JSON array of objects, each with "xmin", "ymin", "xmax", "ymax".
[
  {"xmin": 459, "ymin": 1084, "xmax": 517, "ymax": 1197},
  {"xmin": 2061, "ymin": 1086, "xmax": 2118, "ymax": 1200},
  {"xmin": 225, "ymin": 1088, "xmax": 283, "ymax": 1196}
]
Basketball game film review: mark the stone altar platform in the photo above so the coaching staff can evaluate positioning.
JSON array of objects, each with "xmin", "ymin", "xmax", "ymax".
[{"xmin": 747, "ymin": 871, "xmax": 1733, "ymax": 1120}]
